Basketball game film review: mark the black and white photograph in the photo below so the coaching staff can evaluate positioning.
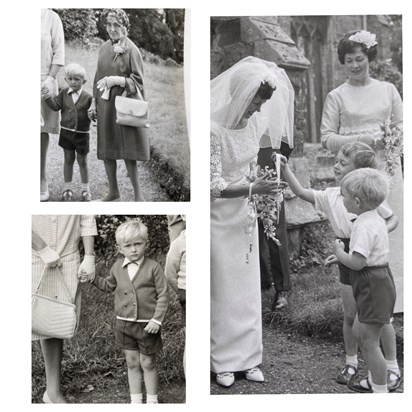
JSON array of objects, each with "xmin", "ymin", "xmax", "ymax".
[
  {"xmin": 2, "ymin": 1, "xmax": 410, "ymax": 411},
  {"xmin": 210, "ymin": 15, "xmax": 404, "ymax": 394},
  {"xmin": 41, "ymin": 8, "xmax": 190, "ymax": 202},
  {"xmin": 31, "ymin": 215, "xmax": 186, "ymax": 403}
]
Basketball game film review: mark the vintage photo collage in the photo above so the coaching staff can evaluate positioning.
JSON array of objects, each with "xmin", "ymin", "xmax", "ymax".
[{"xmin": 21, "ymin": 2, "xmax": 407, "ymax": 409}]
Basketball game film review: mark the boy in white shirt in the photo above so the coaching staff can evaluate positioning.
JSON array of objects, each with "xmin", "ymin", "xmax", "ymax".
[
  {"xmin": 277, "ymin": 142, "xmax": 400, "ymax": 391},
  {"xmin": 328, "ymin": 168, "xmax": 396, "ymax": 393}
]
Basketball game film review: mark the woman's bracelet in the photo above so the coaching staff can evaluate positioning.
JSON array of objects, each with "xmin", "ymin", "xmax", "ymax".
[{"xmin": 249, "ymin": 182, "xmax": 254, "ymax": 198}]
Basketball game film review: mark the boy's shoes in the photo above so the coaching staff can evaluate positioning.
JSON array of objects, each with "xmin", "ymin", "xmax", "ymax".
[
  {"xmin": 61, "ymin": 189, "xmax": 74, "ymax": 201},
  {"xmin": 245, "ymin": 367, "xmax": 264, "ymax": 382},
  {"xmin": 347, "ymin": 376, "xmax": 372, "ymax": 393},
  {"xmin": 336, "ymin": 364, "xmax": 358, "ymax": 384},
  {"xmin": 272, "ymin": 290, "xmax": 288, "ymax": 310},
  {"xmin": 216, "ymin": 372, "xmax": 235, "ymax": 387},
  {"xmin": 40, "ymin": 190, "xmax": 50, "ymax": 202},
  {"xmin": 81, "ymin": 190, "xmax": 92, "ymax": 201},
  {"xmin": 387, "ymin": 369, "xmax": 402, "ymax": 392}
]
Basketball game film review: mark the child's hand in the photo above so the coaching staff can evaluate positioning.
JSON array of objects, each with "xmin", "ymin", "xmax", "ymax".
[
  {"xmin": 325, "ymin": 254, "xmax": 339, "ymax": 267},
  {"xmin": 41, "ymin": 84, "xmax": 51, "ymax": 99},
  {"xmin": 87, "ymin": 108, "xmax": 97, "ymax": 121},
  {"xmin": 88, "ymin": 99, "xmax": 97, "ymax": 121},
  {"xmin": 144, "ymin": 321, "xmax": 160, "ymax": 334},
  {"xmin": 333, "ymin": 239, "xmax": 345, "ymax": 255},
  {"xmin": 270, "ymin": 153, "xmax": 288, "ymax": 168}
]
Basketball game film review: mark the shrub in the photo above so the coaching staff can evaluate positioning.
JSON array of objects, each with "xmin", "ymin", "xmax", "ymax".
[
  {"xmin": 94, "ymin": 215, "xmax": 170, "ymax": 267},
  {"xmin": 54, "ymin": 9, "xmax": 98, "ymax": 46},
  {"xmin": 370, "ymin": 59, "xmax": 403, "ymax": 97}
]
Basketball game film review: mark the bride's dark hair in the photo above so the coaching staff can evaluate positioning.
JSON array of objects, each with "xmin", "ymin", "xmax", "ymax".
[
  {"xmin": 256, "ymin": 81, "xmax": 276, "ymax": 100},
  {"xmin": 337, "ymin": 30, "xmax": 378, "ymax": 64}
]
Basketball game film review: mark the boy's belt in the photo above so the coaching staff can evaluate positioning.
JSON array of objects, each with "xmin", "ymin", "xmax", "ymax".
[{"xmin": 61, "ymin": 126, "xmax": 89, "ymax": 134}]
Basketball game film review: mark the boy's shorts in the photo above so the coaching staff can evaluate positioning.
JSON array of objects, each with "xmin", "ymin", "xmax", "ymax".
[
  {"xmin": 115, "ymin": 319, "xmax": 162, "ymax": 355},
  {"xmin": 350, "ymin": 264, "xmax": 396, "ymax": 324},
  {"xmin": 59, "ymin": 128, "xmax": 90, "ymax": 155},
  {"xmin": 338, "ymin": 238, "xmax": 351, "ymax": 285}
]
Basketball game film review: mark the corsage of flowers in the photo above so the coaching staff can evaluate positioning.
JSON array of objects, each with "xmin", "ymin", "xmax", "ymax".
[
  {"xmin": 244, "ymin": 157, "xmax": 286, "ymax": 264},
  {"xmin": 348, "ymin": 30, "xmax": 377, "ymax": 49},
  {"xmin": 113, "ymin": 40, "xmax": 127, "ymax": 60},
  {"xmin": 376, "ymin": 118, "xmax": 403, "ymax": 176}
]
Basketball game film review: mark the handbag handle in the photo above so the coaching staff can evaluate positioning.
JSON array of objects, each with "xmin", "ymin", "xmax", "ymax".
[
  {"xmin": 121, "ymin": 85, "xmax": 144, "ymax": 101},
  {"xmin": 34, "ymin": 266, "xmax": 74, "ymax": 303}
]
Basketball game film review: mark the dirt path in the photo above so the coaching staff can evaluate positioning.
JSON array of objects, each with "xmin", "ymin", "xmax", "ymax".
[{"xmin": 211, "ymin": 321, "xmax": 404, "ymax": 395}]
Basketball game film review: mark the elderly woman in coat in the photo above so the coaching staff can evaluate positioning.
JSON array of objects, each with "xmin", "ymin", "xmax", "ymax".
[{"xmin": 89, "ymin": 9, "xmax": 150, "ymax": 201}]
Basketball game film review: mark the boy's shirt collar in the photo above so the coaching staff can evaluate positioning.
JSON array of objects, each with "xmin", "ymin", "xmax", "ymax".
[
  {"xmin": 68, "ymin": 87, "xmax": 83, "ymax": 96},
  {"xmin": 122, "ymin": 256, "xmax": 144, "ymax": 267}
]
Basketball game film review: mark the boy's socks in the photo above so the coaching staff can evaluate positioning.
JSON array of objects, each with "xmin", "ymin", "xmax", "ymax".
[
  {"xmin": 81, "ymin": 183, "xmax": 90, "ymax": 193},
  {"xmin": 386, "ymin": 359, "xmax": 400, "ymax": 373},
  {"xmin": 371, "ymin": 381, "xmax": 389, "ymax": 393},
  {"xmin": 130, "ymin": 393, "xmax": 143, "ymax": 404},
  {"xmin": 346, "ymin": 354, "xmax": 358, "ymax": 368},
  {"xmin": 146, "ymin": 394, "xmax": 158, "ymax": 404},
  {"xmin": 64, "ymin": 182, "xmax": 72, "ymax": 191}
]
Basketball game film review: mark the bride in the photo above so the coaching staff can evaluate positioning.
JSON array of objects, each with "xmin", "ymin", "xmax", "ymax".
[{"xmin": 210, "ymin": 56, "xmax": 294, "ymax": 388}]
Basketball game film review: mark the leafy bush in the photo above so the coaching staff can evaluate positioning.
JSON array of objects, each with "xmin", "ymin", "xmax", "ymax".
[
  {"xmin": 54, "ymin": 9, "xmax": 97, "ymax": 45},
  {"xmin": 370, "ymin": 59, "xmax": 403, "ymax": 97},
  {"xmin": 93, "ymin": 9, "xmax": 184, "ymax": 64},
  {"xmin": 94, "ymin": 215, "xmax": 170, "ymax": 267}
]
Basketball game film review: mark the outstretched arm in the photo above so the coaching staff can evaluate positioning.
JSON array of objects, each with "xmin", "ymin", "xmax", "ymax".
[{"xmin": 275, "ymin": 155, "xmax": 315, "ymax": 204}]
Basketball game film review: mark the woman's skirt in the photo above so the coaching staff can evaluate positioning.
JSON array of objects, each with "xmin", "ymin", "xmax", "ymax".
[{"xmin": 210, "ymin": 196, "xmax": 262, "ymax": 373}]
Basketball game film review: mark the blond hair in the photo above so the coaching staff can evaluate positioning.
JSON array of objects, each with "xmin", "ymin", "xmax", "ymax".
[
  {"xmin": 338, "ymin": 141, "xmax": 377, "ymax": 169},
  {"xmin": 64, "ymin": 63, "xmax": 87, "ymax": 81},
  {"xmin": 340, "ymin": 168, "xmax": 389, "ymax": 209},
  {"xmin": 115, "ymin": 219, "xmax": 148, "ymax": 245}
]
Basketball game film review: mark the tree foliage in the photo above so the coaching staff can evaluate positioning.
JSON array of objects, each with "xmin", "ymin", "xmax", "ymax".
[
  {"xmin": 58, "ymin": 8, "xmax": 185, "ymax": 63},
  {"xmin": 53, "ymin": 9, "xmax": 98, "ymax": 45},
  {"xmin": 370, "ymin": 59, "xmax": 403, "ymax": 98}
]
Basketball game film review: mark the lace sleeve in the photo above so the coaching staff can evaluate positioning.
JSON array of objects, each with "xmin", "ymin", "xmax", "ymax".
[{"xmin": 210, "ymin": 128, "xmax": 228, "ymax": 201}]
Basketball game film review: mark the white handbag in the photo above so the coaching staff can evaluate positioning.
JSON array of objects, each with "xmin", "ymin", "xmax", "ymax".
[
  {"xmin": 32, "ymin": 267, "xmax": 77, "ymax": 339},
  {"xmin": 115, "ymin": 88, "xmax": 150, "ymax": 128}
]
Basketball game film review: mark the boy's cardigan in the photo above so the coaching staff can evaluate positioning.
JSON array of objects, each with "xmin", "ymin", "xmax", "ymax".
[
  {"xmin": 92, "ymin": 257, "xmax": 170, "ymax": 323},
  {"xmin": 45, "ymin": 87, "xmax": 93, "ymax": 133}
]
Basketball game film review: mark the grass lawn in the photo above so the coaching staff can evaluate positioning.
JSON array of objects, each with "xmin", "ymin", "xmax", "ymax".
[{"xmin": 47, "ymin": 42, "xmax": 190, "ymax": 201}]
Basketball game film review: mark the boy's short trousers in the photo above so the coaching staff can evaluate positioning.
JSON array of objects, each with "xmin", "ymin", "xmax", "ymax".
[
  {"xmin": 350, "ymin": 264, "xmax": 396, "ymax": 324},
  {"xmin": 115, "ymin": 319, "xmax": 162, "ymax": 355},
  {"xmin": 59, "ymin": 128, "xmax": 90, "ymax": 155},
  {"xmin": 338, "ymin": 238, "xmax": 351, "ymax": 285}
]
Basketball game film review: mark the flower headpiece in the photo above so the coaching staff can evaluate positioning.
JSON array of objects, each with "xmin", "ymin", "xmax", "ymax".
[{"xmin": 348, "ymin": 30, "xmax": 377, "ymax": 49}]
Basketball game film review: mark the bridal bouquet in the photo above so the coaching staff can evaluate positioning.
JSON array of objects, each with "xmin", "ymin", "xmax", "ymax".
[
  {"xmin": 245, "ymin": 161, "xmax": 286, "ymax": 254},
  {"xmin": 376, "ymin": 119, "xmax": 403, "ymax": 176}
]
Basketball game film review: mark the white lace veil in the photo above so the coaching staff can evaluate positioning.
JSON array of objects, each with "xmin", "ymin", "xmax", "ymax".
[{"xmin": 211, "ymin": 56, "xmax": 294, "ymax": 149}]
